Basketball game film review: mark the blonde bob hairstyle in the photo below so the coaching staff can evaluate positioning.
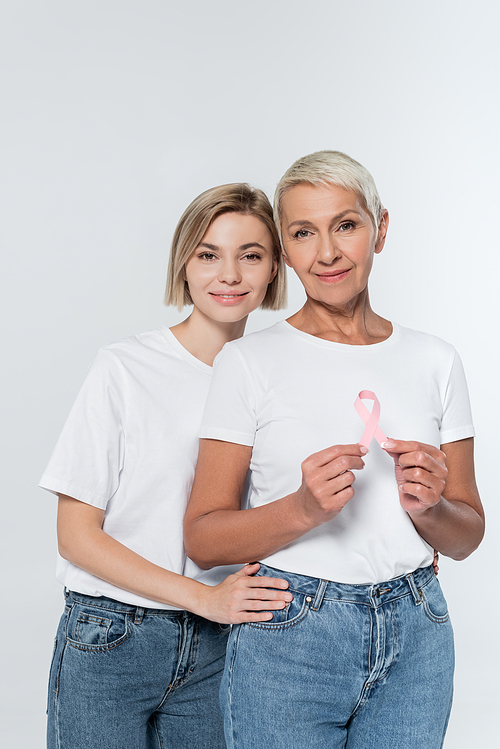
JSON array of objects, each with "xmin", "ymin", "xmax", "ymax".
[
  {"xmin": 274, "ymin": 150, "xmax": 385, "ymax": 245},
  {"xmin": 165, "ymin": 183, "xmax": 287, "ymax": 311}
]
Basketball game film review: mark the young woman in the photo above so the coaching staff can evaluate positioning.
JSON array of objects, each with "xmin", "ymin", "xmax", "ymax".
[
  {"xmin": 40, "ymin": 183, "xmax": 291, "ymax": 749},
  {"xmin": 185, "ymin": 152, "xmax": 485, "ymax": 749}
]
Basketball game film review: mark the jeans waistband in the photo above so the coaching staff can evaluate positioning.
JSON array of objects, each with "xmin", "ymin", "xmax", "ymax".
[
  {"xmin": 257, "ymin": 564, "xmax": 435, "ymax": 609},
  {"xmin": 65, "ymin": 589, "xmax": 186, "ymax": 618}
]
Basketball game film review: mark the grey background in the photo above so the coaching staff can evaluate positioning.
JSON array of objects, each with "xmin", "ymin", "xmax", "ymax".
[{"xmin": 1, "ymin": 1, "xmax": 498, "ymax": 746}]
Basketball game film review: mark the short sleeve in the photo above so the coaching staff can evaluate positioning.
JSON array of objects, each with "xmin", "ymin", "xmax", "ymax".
[
  {"xmin": 39, "ymin": 349, "xmax": 126, "ymax": 509},
  {"xmin": 200, "ymin": 343, "xmax": 257, "ymax": 446},
  {"xmin": 439, "ymin": 350, "xmax": 475, "ymax": 444}
]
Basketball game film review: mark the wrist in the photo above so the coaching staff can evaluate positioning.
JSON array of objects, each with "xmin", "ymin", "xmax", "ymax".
[{"xmin": 288, "ymin": 490, "xmax": 325, "ymax": 533}]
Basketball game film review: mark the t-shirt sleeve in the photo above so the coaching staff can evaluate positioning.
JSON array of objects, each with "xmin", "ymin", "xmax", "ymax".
[
  {"xmin": 39, "ymin": 348, "xmax": 126, "ymax": 509},
  {"xmin": 200, "ymin": 343, "xmax": 257, "ymax": 446},
  {"xmin": 439, "ymin": 349, "xmax": 475, "ymax": 444}
]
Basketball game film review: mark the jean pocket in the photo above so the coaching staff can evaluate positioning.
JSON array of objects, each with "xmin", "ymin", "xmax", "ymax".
[
  {"xmin": 66, "ymin": 604, "xmax": 132, "ymax": 651},
  {"xmin": 247, "ymin": 590, "xmax": 311, "ymax": 630},
  {"xmin": 214, "ymin": 622, "xmax": 232, "ymax": 636},
  {"xmin": 419, "ymin": 577, "xmax": 450, "ymax": 624}
]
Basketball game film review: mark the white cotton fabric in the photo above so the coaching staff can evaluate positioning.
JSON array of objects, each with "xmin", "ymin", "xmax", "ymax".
[
  {"xmin": 40, "ymin": 327, "xmax": 237, "ymax": 609},
  {"xmin": 200, "ymin": 321, "xmax": 475, "ymax": 584}
]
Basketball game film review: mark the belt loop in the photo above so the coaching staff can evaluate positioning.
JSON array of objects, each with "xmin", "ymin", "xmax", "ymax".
[
  {"xmin": 311, "ymin": 580, "xmax": 328, "ymax": 611},
  {"xmin": 406, "ymin": 573, "xmax": 422, "ymax": 605},
  {"xmin": 134, "ymin": 607, "xmax": 145, "ymax": 625}
]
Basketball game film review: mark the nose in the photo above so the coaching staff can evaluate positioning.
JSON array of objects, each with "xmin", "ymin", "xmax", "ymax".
[
  {"xmin": 317, "ymin": 233, "xmax": 340, "ymax": 264},
  {"xmin": 218, "ymin": 258, "xmax": 242, "ymax": 284}
]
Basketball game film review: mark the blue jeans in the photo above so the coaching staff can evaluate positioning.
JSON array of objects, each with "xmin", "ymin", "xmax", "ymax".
[
  {"xmin": 47, "ymin": 590, "xmax": 229, "ymax": 749},
  {"xmin": 221, "ymin": 564, "xmax": 454, "ymax": 749}
]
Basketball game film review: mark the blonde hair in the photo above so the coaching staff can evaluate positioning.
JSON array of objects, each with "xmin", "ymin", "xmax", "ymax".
[
  {"xmin": 274, "ymin": 150, "xmax": 385, "ymax": 245},
  {"xmin": 165, "ymin": 183, "xmax": 287, "ymax": 310}
]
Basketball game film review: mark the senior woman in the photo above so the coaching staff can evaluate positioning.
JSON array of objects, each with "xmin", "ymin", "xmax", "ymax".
[{"xmin": 184, "ymin": 151, "xmax": 484, "ymax": 749}]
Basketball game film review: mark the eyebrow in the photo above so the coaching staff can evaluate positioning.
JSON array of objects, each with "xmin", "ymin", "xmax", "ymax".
[
  {"xmin": 197, "ymin": 242, "xmax": 267, "ymax": 251},
  {"xmin": 286, "ymin": 210, "xmax": 361, "ymax": 231}
]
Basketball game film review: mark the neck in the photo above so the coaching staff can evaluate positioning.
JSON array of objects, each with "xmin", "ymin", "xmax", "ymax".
[
  {"xmin": 170, "ymin": 307, "xmax": 247, "ymax": 365},
  {"xmin": 287, "ymin": 289, "xmax": 392, "ymax": 345}
]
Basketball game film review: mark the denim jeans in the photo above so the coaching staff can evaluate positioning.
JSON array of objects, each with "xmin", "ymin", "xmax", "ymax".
[
  {"xmin": 47, "ymin": 590, "xmax": 229, "ymax": 749},
  {"xmin": 221, "ymin": 564, "xmax": 454, "ymax": 749}
]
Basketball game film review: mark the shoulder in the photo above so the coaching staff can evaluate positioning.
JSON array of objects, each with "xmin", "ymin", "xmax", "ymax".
[
  {"xmin": 219, "ymin": 321, "xmax": 289, "ymax": 359},
  {"xmin": 395, "ymin": 324, "xmax": 458, "ymax": 360},
  {"xmin": 213, "ymin": 323, "xmax": 288, "ymax": 375},
  {"xmin": 82, "ymin": 327, "xmax": 169, "ymax": 392},
  {"xmin": 95, "ymin": 327, "xmax": 169, "ymax": 369},
  {"xmin": 102, "ymin": 326, "xmax": 167, "ymax": 358}
]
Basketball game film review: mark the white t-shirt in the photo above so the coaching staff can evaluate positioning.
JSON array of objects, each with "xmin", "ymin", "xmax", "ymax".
[
  {"xmin": 200, "ymin": 321, "xmax": 475, "ymax": 584},
  {"xmin": 40, "ymin": 327, "xmax": 236, "ymax": 609}
]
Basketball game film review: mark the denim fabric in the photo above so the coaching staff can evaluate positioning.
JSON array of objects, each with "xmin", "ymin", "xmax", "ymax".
[
  {"xmin": 221, "ymin": 564, "xmax": 454, "ymax": 749},
  {"xmin": 47, "ymin": 590, "xmax": 229, "ymax": 749}
]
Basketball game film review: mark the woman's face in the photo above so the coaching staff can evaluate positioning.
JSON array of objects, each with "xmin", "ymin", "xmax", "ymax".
[
  {"xmin": 184, "ymin": 211, "xmax": 278, "ymax": 323},
  {"xmin": 280, "ymin": 182, "xmax": 388, "ymax": 309}
]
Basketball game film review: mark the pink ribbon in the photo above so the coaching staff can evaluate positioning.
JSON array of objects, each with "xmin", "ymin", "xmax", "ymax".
[{"xmin": 354, "ymin": 390, "xmax": 388, "ymax": 449}]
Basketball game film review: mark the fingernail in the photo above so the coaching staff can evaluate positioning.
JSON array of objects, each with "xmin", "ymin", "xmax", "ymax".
[
  {"xmin": 360, "ymin": 446, "xmax": 369, "ymax": 454},
  {"xmin": 381, "ymin": 441, "xmax": 396, "ymax": 449},
  {"xmin": 285, "ymin": 593, "xmax": 293, "ymax": 601}
]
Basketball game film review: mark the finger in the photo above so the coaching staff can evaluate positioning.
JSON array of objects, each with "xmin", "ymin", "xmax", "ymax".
[
  {"xmin": 306, "ymin": 457, "xmax": 364, "ymax": 490},
  {"xmin": 398, "ymin": 450, "xmax": 446, "ymax": 474},
  {"xmin": 326, "ymin": 484, "xmax": 355, "ymax": 509},
  {"xmin": 382, "ymin": 439, "xmax": 444, "ymax": 461},
  {"xmin": 328, "ymin": 469, "xmax": 358, "ymax": 493},
  {"xmin": 239, "ymin": 598, "xmax": 292, "ymax": 611},
  {"xmin": 234, "ymin": 611, "xmax": 283, "ymax": 623},
  {"xmin": 236, "ymin": 563, "xmax": 260, "ymax": 578},
  {"xmin": 239, "ymin": 589, "xmax": 293, "ymax": 603},
  {"xmin": 323, "ymin": 455, "xmax": 366, "ymax": 478},
  {"xmin": 400, "ymin": 481, "xmax": 440, "ymax": 506},
  {"xmin": 402, "ymin": 466, "xmax": 446, "ymax": 492},
  {"xmin": 241, "ymin": 575, "xmax": 290, "ymax": 590},
  {"xmin": 305, "ymin": 443, "xmax": 368, "ymax": 469}
]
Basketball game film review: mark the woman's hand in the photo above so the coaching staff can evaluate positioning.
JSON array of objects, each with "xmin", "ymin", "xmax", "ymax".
[
  {"xmin": 432, "ymin": 550, "xmax": 439, "ymax": 575},
  {"xmin": 293, "ymin": 443, "xmax": 367, "ymax": 529},
  {"xmin": 198, "ymin": 563, "xmax": 292, "ymax": 624},
  {"xmin": 381, "ymin": 440, "xmax": 448, "ymax": 515}
]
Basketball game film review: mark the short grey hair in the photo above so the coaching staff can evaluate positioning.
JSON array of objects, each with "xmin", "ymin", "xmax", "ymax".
[{"xmin": 274, "ymin": 150, "xmax": 384, "ymax": 245}]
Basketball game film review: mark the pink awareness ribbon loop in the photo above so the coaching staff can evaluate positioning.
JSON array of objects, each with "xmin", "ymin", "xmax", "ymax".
[{"xmin": 354, "ymin": 390, "xmax": 388, "ymax": 449}]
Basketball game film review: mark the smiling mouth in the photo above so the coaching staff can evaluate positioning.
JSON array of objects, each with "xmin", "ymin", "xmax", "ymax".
[
  {"xmin": 209, "ymin": 292, "xmax": 249, "ymax": 298},
  {"xmin": 209, "ymin": 292, "xmax": 250, "ymax": 305},
  {"xmin": 316, "ymin": 269, "xmax": 351, "ymax": 282}
]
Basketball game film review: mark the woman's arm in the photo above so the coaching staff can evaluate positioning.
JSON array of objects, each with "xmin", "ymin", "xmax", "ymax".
[
  {"xmin": 184, "ymin": 439, "xmax": 367, "ymax": 568},
  {"xmin": 57, "ymin": 494, "xmax": 292, "ymax": 623},
  {"xmin": 382, "ymin": 437, "xmax": 484, "ymax": 560}
]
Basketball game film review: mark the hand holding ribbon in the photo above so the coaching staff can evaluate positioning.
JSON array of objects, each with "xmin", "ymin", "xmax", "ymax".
[{"xmin": 354, "ymin": 391, "xmax": 447, "ymax": 515}]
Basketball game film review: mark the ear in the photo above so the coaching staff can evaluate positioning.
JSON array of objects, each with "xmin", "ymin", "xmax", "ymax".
[
  {"xmin": 374, "ymin": 210, "xmax": 389, "ymax": 254},
  {"xmin": 269, "ymin": 255, "xmax": 279, "ymax": 283},
  {"xmin": 281, "ymin": 248, "xmax": 293, "ymax": 268}
]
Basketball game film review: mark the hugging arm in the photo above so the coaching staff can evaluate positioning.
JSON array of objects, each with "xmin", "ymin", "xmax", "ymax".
[{"xmin": 57, "ymin": 494, "xmax": 291, "ymax": 623}]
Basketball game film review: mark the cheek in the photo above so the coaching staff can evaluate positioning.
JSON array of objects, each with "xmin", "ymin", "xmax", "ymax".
[
  {"xmin": 185, "ymin": 266, "xmax": 213, "ymax": 289},
  {"xmin": 246, "ymin": 261, "xmax": 275, "ymax": 286},
  {"xmin": 280, "ymin": 248, "xmax": 307, "ymax": 274}
]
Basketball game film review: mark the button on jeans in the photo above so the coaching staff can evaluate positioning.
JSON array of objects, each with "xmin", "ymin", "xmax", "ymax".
[
  {"xmin": 47, "ymin": 590, "xmax": 229, "ymax": 749},
  {"xmin": 221, "ymin": 564, "xmax": 454, "ymax": 749}
]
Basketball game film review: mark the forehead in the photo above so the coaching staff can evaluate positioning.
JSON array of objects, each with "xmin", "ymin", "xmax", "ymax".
[
  {"xmin": 202, "ymin": 212, "xmax": 272, "ymax": 246},
  {"xmin": 281, "ymin": 183, "xmax": 364, "ymax": 223}
]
